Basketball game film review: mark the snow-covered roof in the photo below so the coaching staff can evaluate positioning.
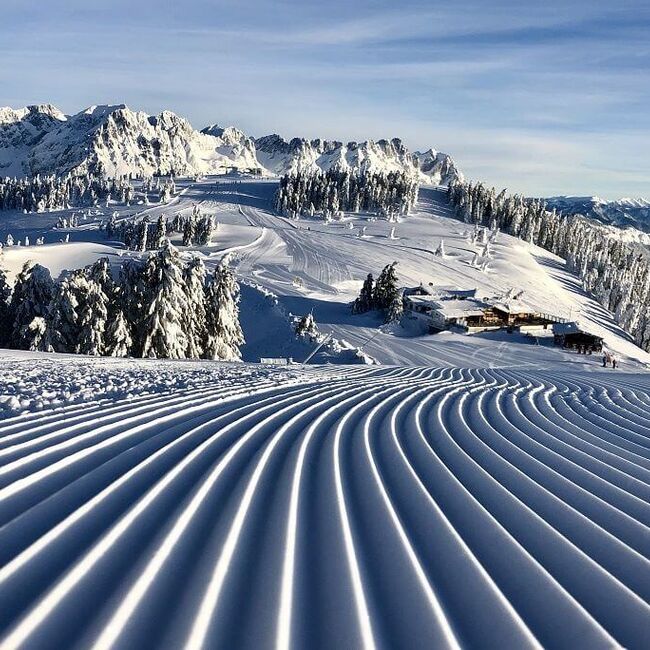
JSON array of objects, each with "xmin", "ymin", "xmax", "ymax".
[
  {"xmin": 432, "ymin": 298, "xmax": 490, "ymax": 319},
  {"xmin": 488, "ymin": 299, "xmax": 535, "ymax": 314},
  {"xmin": 429, "ymin": 286, "xmax": 477, "ymax": 299},
  {"xmin": 405, "ymin": 295, "xmax": 439, "ymax": 308},
  {"xmin": 552, "ymin": 322, "xmax": 602, "ymax": 338}
]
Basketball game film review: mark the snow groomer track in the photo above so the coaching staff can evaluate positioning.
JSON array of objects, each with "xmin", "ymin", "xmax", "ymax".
[{"xmin": 1, "ymin": 362, "xmax": 650, "ymax": 649}]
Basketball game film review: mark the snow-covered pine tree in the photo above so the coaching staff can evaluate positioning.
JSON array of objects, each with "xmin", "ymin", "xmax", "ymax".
[
  {"xmin": 373, "ymin": 262, "xmax": 400, "ymax": 311},
  {"xmin": 295, "ymin": 312, "xmax": 318, "ymax": 339},
  {"xmin": 182, "ymin": 216, "xmax": 196, "ymax": 246},
  {"xmin": 118, "ymin": 259, "xmax": 148, "ymax": 353},
  {"xmin": 77, "ymin": 275, "xmax": 110, "ymax": 356},
  {"xmin": 105, "ymin": 308, "xmax": 132, "ymax": 357},
  {"xmin": 9, "ymin": 262, "xmax": 54, "ymax": 349},
  {"xmin": 140, "ymin": 242, "xmax": 189, "ymax": 359},
  {"xmin": 204, "ymin": 256, "xmax": 244, "ymax": 361},
  {"xmin": 386, "ymin": 292, "xmax": 404, "ymax": 324},
  {"xmin": 153, "ymin": 214, "xmax": 167, "ymax": 249},
  {"xmin": 44, "ymin": 272, "xmax": 83, "ymax": 353},
  {"xmin": 136, "ymin": 218, "xmax": 149, "ymax": 252},
  {"xmin": 0, "ymin": 267, "xmax": 12, "ymax": 346},
  {"xmin": 183, "ymin": 256, "xmax": 207, "ymax": 358},
  {"xmin": 352, "ymin": 273, "xmax": 375, "ymax": 314}
]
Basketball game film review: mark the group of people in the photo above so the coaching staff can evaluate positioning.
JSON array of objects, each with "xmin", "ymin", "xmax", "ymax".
[{"xmin": 602, "ymin": 351, "xmax": 618, "ymax": 369}]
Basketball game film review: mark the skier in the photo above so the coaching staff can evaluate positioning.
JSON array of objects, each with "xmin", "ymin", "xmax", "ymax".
[{"xmin": 612, "ymin": 356, "xmax": 617, "ymax": 370}]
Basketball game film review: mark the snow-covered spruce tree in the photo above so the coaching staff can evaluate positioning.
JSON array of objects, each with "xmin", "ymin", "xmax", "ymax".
[
  {"xmin": 139, "ymin": 242, "xmax": 189, "ymax": 359},
  {"xmin": 183, "ymin": 256, "xmax": 208, "ymax": 358},
  {"xmin": 22, "ymin": 317, "xmax": 48, "ymax": 351},
  {"xmin": 44, "ymin": 271, "xmax": 83, "ymax": 353},
  {"xmin": 9, "ymin": 262, "xmax": 55, "ymax": 349},
  {"xmin": 0, "ymin": 267, "xmax": 12, "ymax": 347},
  {"xmin": 386, "ymin": 292, "xmax": 404, "ymax": 323},
  {"xmin": 204, "ymin": 256, "xmax": 244, "ymax": 361},
  {"xmin": 118, "ymin": 259, "xmax": 149, "ymax": 354},
  {"xmin": 77, "ymin": 277, "xmax": 110, "ymax": 356},
  {"xmin": 104, "ymin": 308, "xmax": 132, "ymax": 357},
  {"xmin": 182, "ymin": 216, "xmax": 196, "ymax": 246},
  {"xmin": 136, "ymin": 218, "xmax": 150, "ymax": 252},
  {"xmin": 373, "ymin": 262, "xmax": 400, "ymax": 311},
  {"xmin": 351, "ymin": 273, "xmax": 375, "ymax": 314},
  {"xmin": 153, "ymin": 215, "xmax": 167, "ymax": 249},
  {"xmin": 295, "ymin": 312, "xmax": 318, "ymax": 340}
]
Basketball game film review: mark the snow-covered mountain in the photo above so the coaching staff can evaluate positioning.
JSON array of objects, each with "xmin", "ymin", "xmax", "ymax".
[
  {"xmin": 0, "ymin": 103, "xmax": 462, "ymax": 183},
  {"xmin": 0, "ymin": 104, "xmax": 262, "ymax": 178},
  {"xmin": 254, "ymin": 134, "xmax": 461, "ymax": 184},
  {"xmin": 544, "ymin": 195, "xmax": 650, "ymax": 233}
]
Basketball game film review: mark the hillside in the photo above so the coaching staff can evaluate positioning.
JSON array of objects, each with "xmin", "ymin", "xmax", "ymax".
[
  {"xmin": 0, "ymin": 104, "xmax": 461, "ymax": 184},
  {"xmin": 1, "ymin": 176, "xmax": 650, "ymax": 648},
  {"xmin": 1, "ymin": 176, "xmax": 647, "ymax": 369}
]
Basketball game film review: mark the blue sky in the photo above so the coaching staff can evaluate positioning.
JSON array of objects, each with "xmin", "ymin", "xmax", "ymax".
[{"xmin": 1, "ymin": 0, "xmax": 649, "ymax": 198}]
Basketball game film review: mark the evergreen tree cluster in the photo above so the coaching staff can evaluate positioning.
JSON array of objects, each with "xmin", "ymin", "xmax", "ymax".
[
  {"xmin": 0, "ymin": 173, "xmax": 133, "ymax": 213},
  {"xmin": 351, "ymin": 262, "xmax": 403, "ymax": 323},
  {"xmin": 0, "ymin": 244, "xmax": 244, "ymax": 360},
  {"xmin": 275, "ymin": 169, "xmax": 419, "ymax": 220},
  {"xmin": 104, "ymin": 208, "xmax": 216, "ymax": 251},
  {"xmin": 447, "ymin": 179, "xmax": 650, "ymax": 351},
  {"xmin": 140, "ymin": 176, "xmax": 176, "ymax": 203}
]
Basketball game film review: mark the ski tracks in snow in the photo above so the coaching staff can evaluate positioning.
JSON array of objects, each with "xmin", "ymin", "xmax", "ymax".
[{"xmin": 0, "ymin": 365, "xmax": 649, "ymax": 648}]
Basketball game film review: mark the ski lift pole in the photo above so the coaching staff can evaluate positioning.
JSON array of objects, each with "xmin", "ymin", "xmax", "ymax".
[
  {"xmin": 302, "ymin": 333, "xmax": 333, "ymax": 366},
  {"xmin": 358, "ymin": 328, "xmax": 383, "ymax": 352}
]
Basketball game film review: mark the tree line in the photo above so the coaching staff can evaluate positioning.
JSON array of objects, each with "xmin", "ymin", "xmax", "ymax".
[
  {"xmin": 0, "ymin": 242, "xmax": 243, "ymax": 360},
  {"xmin": 0, "ymin": 173, "xmax": 133, "ymax": 213},
  {"xmin": 447, "ymin": 179, "xmax": 650, "ymax": 351},
  {"xmin": 275, "ymin": 169, "xmax": 419, "ymax": 220}
]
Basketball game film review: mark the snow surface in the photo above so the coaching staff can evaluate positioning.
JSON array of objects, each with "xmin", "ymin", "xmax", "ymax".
[
  {"xmin": 0, "ymin": 352, "xmax": 649, "ymax": 648},
  {"xmin": 2, "ymin": 176, "xmax": 650, "ymax": 647},
  {"xmin": 1, "ymin": 176, "xmax": 649, "ymax": 368}
]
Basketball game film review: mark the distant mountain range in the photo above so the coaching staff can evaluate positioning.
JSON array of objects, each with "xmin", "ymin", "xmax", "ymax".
[
  {"xmin": 0, "ymin": 104, "xmax": 462, "ymax": 185},
  {"xmin": 544, "ymin": 195, "xmax": 650, "ymax": 233}
]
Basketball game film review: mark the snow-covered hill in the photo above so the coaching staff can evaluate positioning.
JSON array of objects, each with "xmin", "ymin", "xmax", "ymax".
[
  {"xmin": 0, "ymin": 104, "xmax": 462, "ymax": 183},
  {"xmin": 545, "ymin": 195, "xmax": 650, "ymax": 233}
]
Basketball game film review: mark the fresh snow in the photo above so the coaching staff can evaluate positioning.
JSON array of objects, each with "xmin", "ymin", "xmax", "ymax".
[
  {"xmin": 0, "ymin": 353, "xmax": 649, "ymax": 647},
  {"xmin": 1, "ymin": 175, "xmax": 650, "ymax": 648}
]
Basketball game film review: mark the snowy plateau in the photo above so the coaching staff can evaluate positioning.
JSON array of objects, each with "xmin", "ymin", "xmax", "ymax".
[{"xmin": 0, "ymin": 105, "xmax": 650, "ymax": 649}]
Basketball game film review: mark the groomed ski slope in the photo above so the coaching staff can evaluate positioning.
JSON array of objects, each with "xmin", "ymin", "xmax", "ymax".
[{"xmin": 1, "ymin": 355, "xmax": 649, "ymax": 649}]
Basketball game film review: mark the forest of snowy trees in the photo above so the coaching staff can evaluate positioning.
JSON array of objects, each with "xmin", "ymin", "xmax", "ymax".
[
  {"xmin": 0, "ymin": 173, "xmax": 134, "ymax": 213},
  {"xmin": 447, "ymin": 179, "xmax": 650, "ymax": 351},
  {"xmin": 352, "ymin": 262, "xmax": 403, "ymax": 323},
  {"xmin": 0, "ymin": 243, "xmax": 243, "ymax": 360},
  {"xmin": 105, "ymin": 206, "xmax": 216, "ymax": 251},
  {"xmin": 275, "ymin": 169, "xmax": 419, "ymax": 220}
]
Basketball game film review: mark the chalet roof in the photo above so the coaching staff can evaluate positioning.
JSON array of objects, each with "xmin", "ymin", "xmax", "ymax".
[
  {"xmin": 403, "ymin": 285, "xmax": 478, "ymax": 299},
  {"xmin": 431, "ymin": 298, "xmax": 490, "ymax": 319},
  {"xmin": 487, "ymin": 299, "xmax": 535, "ymax": 314},
  {"xmin": 552, "ymin": 321, "xmax": 603, "ymax": 339}
]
